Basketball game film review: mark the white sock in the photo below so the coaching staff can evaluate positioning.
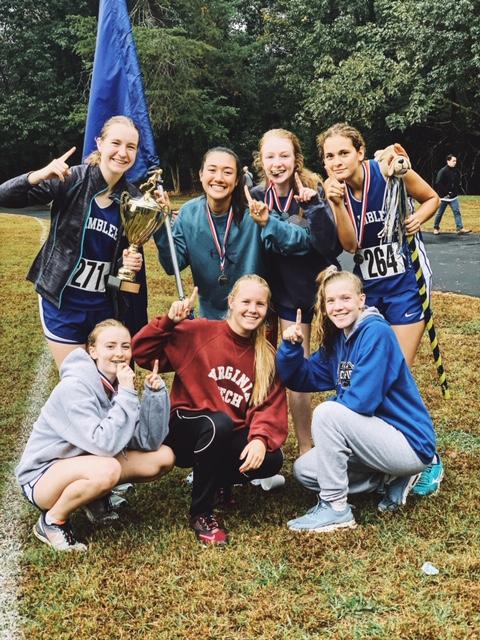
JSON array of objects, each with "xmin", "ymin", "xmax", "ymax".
[{"xmin": 330, "ymin": 498, "xmax": 348, "ymax": 512}]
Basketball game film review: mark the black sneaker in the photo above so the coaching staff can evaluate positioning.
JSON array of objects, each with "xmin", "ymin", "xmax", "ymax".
[
  {"xmin": 190, "ymin": 512, "xmax": 228, "ymax": 546},
  {"xmin": 33, "ymin": 514, "xmax": 87, "ymax": 552}
]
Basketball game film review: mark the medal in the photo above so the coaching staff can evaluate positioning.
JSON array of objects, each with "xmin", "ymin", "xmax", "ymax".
[
  {"xmin": 205, "ymin": 203, "xmax": 234, "ymax": 288},
  {"xmin": 353, "ymin": 252, "xmax": 364, "ymax": 265}
]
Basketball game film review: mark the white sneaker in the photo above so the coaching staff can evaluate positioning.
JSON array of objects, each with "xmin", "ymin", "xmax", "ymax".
[{"xmin": 251, "ymin": 474, "xmax": 286, "ymax": 491}]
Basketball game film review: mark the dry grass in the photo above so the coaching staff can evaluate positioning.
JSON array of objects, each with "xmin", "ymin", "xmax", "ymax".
[
  {"xmin": 422, "ymin": 196, "xmax": 480, "ymax": 233},
  {"xmin": 1, "ymin": 209, "xmax": 479, "ymax": 640}
]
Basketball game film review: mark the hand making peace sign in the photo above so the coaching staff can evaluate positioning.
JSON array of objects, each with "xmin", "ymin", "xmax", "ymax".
[
  {"xmin": 168, "ymin": 287, "xmax": 198, "ymax": 323},
  {"xmin": 282, "ymin": 308, "xmax": 304, "ymax": 344},
  {"xmin": 244, "ymin": 184, "xmax": 270, "ymax": 227},
  {"xmin": 27, "ymin": 147, "xmax": 77, "ymax": 185}
]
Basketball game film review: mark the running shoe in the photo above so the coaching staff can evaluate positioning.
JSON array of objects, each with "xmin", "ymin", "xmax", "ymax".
[
  {"xmin": 250, "ymin": 474, "xmax": 286, "ymax": 491},
  {"xmin": 190, "ymin": 512, "xmax": 228, "ymax": 546},
  {"xmin": 378, "ymin": 473, "xmax": 421, "ymax": 512},
  {"xmin": 288, "ymin": 500, "xmax": 356, "ymax": 533},
  {"xmin": 411, "ymin": 458, "xmax": 444, "ymax": 497},
  {"xmin": 33, "ymin": 513, "xmax": 87, "ymax": 552},
  {"xmin": 83, "ymin": 493, "xmax": 127, "ymax": 524}
]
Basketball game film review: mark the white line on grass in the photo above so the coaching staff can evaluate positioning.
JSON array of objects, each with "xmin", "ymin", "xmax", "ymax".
[{"xmin": 0, "ymin": 218, "xmax": 52, "ymax": 640}]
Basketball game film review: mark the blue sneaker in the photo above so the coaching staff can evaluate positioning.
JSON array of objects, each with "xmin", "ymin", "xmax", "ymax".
[
  {"xmin": 288, "ymin": 500, "xmax": 356, "ymax": 533},
  {"xmin": 378, "ymin": 473, "xmax": 421, "ymax": 513},
  {"xmin": 411, "ymin": 458, "xmax": 444, "ymax": 497}
]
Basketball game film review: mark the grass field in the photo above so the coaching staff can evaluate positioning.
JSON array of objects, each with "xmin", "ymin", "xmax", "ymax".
[{"xmin": 0, "ymin": 206, "xmax": 479, "ymax": 640}]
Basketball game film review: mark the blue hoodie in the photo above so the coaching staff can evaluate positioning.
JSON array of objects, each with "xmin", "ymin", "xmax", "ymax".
[{"xmin": 276, "ymin": 308, "xmax": 435, "ymax": 464}]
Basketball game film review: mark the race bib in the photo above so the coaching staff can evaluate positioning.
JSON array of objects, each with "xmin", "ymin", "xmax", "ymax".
[
  {"xmin": 358, "ymin": 242, "xmax": 405, "ymax": 280},
  {"xmin": 68, "ymin": 259, "xmax": 111, "ymax": 292}
]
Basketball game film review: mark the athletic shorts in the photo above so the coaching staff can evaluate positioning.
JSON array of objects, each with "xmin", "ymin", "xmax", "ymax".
[
  {"xmin": 39, "ymin": 297, "xmax": 114, "ymax": 344},
  {"xmin": 365, "ymin": 287, "xmax": 424, "ymax": 325},
  {"xmin": 276, "ymin": 303, "xmax": 314, "ymax": 324},
  {"xmin": 20, "ymin": 464, "xmax": 53, "ymax": 510}
]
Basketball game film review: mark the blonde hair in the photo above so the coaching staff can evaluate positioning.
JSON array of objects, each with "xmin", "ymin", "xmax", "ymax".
[
  {"xmin": 253, "ymin": 128, "xmax": 321, "ymax": 190},
  {"xmin": 313, "ymin": 267, "xmax": 364, "ymax": 352},
  {"xmin": 228, "ymin": 275, "xmax": 276, "ymax": 406},
  {"xmin": 87, "ymin": 318, "xmax": 130, "ymax": 350},
  {"xmin": 84, "ymin": 115, "xmax": 139, "ymax": 166},
  {"xmin": 316, "ymin": 122, "xmax": 366, "ymax": 162}
]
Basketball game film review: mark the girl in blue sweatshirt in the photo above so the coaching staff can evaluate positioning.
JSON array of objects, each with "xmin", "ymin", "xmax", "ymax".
[{"xmin": 276, "ymin": 267, "xmax": 436, "ymax": 533}]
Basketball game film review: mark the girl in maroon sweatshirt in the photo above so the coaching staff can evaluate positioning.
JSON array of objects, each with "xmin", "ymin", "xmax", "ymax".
[{"xmin": 132, "ymin": 275, "xmax": 288, "ymax": 546}]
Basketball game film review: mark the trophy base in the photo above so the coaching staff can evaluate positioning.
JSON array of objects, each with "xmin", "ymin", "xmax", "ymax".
[{"xmin": 107, "ymin": 275, "xmax": 141, "ymax": 295}]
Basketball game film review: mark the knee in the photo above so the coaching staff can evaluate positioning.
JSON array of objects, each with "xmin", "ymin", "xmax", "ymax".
[
  {"xmin": 95, "ymin": 458, "xmax": 122, "ymax": 492},
  {"xmin": 152, "ymin": 445, "xmax": 176, "ymax": 477},
  {"xmin": 312, "ymin": 402, "xmax": 348, "ymax": 440},
  {"xmin": 209, "ymin": 412, "xmax": 235, "ymax": 441}
]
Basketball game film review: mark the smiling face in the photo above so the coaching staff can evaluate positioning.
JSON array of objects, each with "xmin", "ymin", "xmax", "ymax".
[
  {"xmin": 88, "ymin": 325, "xmax": 132, "ymax": 382},
  {"xmin": 323, "ymin": 134, "xmax": 365, "ymax": 184},
  {"xmin": 260, "ymin": 134, "xmax": 296, "ymax": 194},
  {"xmin": 97, "ymin": 122, "xmax": 139, "ymax": 182},
  {"xmin": 227, "ymin": 280, "xmax": 269, "ymax": 337},
  {"xmin": 324, "ymin": 278, "xmax": 365, "ymax": 332},
  {"xmin": 199, "ymin": 150, "xmax": 238, "ymax": 212}
]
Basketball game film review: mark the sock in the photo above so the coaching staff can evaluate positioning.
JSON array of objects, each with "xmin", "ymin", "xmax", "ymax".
[
  {"xmin": 330, "ymin": 498, "xmax": 348, "ymax": 512},
  {"xmin": 45, "ymin": 512, "xmax": 66, "ymax": 526}
]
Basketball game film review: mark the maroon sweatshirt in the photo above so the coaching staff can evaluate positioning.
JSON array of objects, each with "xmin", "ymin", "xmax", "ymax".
[{"xmin": 132, "ymin": 316, "xmax": 288, "ymax": 451}]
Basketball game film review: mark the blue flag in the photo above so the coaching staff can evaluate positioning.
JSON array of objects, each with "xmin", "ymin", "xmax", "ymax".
[{"xmin": 82, "ymin": 0, "xmax": 159, "ymax": 181}]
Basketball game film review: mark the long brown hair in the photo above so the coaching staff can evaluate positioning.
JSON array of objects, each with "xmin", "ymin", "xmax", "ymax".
[
  {"xmin": 253, "ymin": 128, "xmax": 321, "ymax": 190},
  {"xmin": 84, "ymin": 115, "xmax": 140, "ymax": 166},
  {"xmin": 227, "ymin": 275, "xmax": 276, "ymax": 406},
  {"xmin": 313, "ymin": 267, "xmax": 364, "ymax": 352},
  {"xmin": 316, "ymin": 123, "xmax": 366, "ymax": 162}
]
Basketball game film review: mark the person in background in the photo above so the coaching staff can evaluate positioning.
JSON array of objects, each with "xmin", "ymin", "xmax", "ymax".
[
  {"xmin": 132, "ymin": 276, "xmax": 288, "ymax": 546},
  {"xmin": 242, "ymin": 165, "xmax": 254, "ymax": 189},
  {"xmin": 0, "ymin": 115, "xmax": 148, "ymax": 369},
  {"xmin": 433, "ymin": 155, "xmax": 471, "ymax": 235},
  {"xmin": 16, "ymin": 319, "xmax": 174, "ymax": 552},
  {"xmin": 277, "ymin": 268, "xmax": 436, "ymax": 533}
]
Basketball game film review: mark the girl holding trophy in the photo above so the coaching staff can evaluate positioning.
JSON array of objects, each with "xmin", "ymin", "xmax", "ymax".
[{"xmin": 0, "ymin": 115, "xmax": 147, "ymax": 368}]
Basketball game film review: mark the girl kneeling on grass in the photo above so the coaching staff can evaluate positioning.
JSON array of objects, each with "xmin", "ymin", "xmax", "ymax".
[
  {"xmin": 276, "ymin": 267, "xmax": 436, "ymax": 533},
  {"xmin": 132, "ymin": 275, "xmax": 288, "ymax": 546},
  {"xmin": 16, "ymin": 319, "xmax": 175, "ymax": 552}
]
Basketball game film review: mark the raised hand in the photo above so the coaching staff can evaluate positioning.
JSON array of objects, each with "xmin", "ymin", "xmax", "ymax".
[
  {"xmin": 323, "ymin": 166, "xmax": 345, "ymax": 205},
  {"xmin": 239, "ymin": 438, "xmax": 267, "ymax": 473},
  {"xmin": 244, "ymin": 184, "xmax": 269, "ymax": 227},
  {"xmin": 28, "ymin": 147, "xmax": 76, "ymax": 185},
  {"xmin": 294, "ymin": 172, "xmax": 317, "ymax": 204},
  {"xmin": 122, "ymin": 248, "xmax": 143, "ymax": 273},
  {"xmin": 116, "ymin": 361, "xmax": 135, "ymax": 390},
  {"xmin": 282, "ymin": 308, "xmax": 304, "ymax": 344},
  {"xmin": 145, "ymin": 359, "xmax": 163, "ymax": 390},
  {"xmin": 168, "ymin": 286, "xmax": 198, "ymax": 323}
]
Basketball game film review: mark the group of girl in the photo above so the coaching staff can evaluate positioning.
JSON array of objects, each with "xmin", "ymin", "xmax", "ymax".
[{"xmin": 0, "ymin": 116, "xmax": 441, "ymax": 549}]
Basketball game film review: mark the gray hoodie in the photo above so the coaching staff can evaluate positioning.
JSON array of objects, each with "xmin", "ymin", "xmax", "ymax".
[{"xmin": 16, "ymin": 348, "xmax": 169, "ymax": 485}]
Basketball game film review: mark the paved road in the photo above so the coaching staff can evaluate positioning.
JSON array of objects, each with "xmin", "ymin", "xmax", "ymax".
[{"xmin": 2, "ymin": 207, "xmax": 479, "ymax": 298}]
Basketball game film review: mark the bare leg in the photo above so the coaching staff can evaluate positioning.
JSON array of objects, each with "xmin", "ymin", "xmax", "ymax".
[
  {"xmin": 280, "ymin": 319, "xmax": 312, "ymax": 455},
  {"xmin": 34, "ymin": 456, "xmax": 122, "ymax": 521},
  {"xmin": 116, "ymin": 445, "xmax": 175, "ymax": 483},
  {"xmin": 392, "ymin": 320, "xmax": 425, "ymax": 367},
  {"xmin": 46, "ymin": 339, "xmax": 85, "ymax": 370}
]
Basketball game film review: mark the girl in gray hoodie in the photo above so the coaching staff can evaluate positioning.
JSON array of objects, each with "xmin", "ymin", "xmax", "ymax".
[{"xmin": 16, "ymin": 319, "xmax": 174, "ymax": 552}]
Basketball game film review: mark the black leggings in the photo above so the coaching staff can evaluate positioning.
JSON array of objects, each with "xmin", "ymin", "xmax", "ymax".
[{"xmin": 165, "ymin": 409, "xmax": 283, "ymax": 517}]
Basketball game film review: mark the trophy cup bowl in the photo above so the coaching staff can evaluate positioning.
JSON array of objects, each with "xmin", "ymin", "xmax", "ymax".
[{"xmin": 107, "ymin": 170, "xmax": 168, "ymax": 294}]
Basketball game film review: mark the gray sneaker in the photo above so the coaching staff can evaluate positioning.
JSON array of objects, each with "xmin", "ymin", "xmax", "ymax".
[
  {"xmin": 378, "ymin": 474, "xmax": 421, "ymax": 512},
  {"xmin": 33, "ymin": 514, "xmax": 87, "ymax": 552},
  {"xmin": 83, "ymin": 493, "xmax": 127, "ymax": 524}
]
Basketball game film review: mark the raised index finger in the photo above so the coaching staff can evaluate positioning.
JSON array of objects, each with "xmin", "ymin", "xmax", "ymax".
[
  {"xmin": 296, "ymin": 308, "xmax": 302, "ymax": 326},
  {"xmin": 152, "ymin": 359, "xmax": 159, "ymax": 375},
  {"xmin": 59, "ymin": 146, "xmax": 76, "ymax": 162},
  {"xmin": 188, "ymin": 286, "xmax": 198, "ymax": 307},
  {"xmin": 244, "ymin": 184, "xmax": 254, "ymax": 205},
  {"xmin": 294, "ymin": 172, "xmax": 304, "ymax": 192}
]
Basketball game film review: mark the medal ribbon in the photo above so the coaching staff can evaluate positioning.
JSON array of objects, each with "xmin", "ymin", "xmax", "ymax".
[
  {"xmin": 99, "ymin": 371, "xmax": 117, "ymax": 398},
  {"xmin": 343, "ymin": 161, "xmax": 371, "ymax": 249},
  {"xmin": 265, "ymin": 182, "xmax": 294, "ymax": 213},
  {"xmin": 205, "ymin": 202, "xmax": 234, "ymax": 276}
]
